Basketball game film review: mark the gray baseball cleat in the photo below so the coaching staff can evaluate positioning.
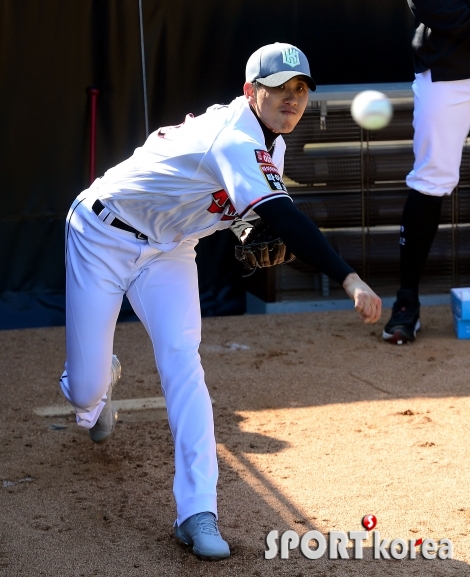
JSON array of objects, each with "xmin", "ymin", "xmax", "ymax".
[
  {"xmin": 89, "ymin": 355, "xmax": 121, "ymax": 443},
  {"xmin": 174, "ymin": 512, "xmax": 230, "ymax": 561}
]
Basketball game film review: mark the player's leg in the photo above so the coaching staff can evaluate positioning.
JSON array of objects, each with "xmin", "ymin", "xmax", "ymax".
[
  {"xmin": 403, "ymin": 71, "xmax": 470, "ymax": 291},
  {"xmin": 60, "ymin": 195, "xmax": 128, "ymax": 435},
  {"xmin": 407, "ymin": 71, "xmax": 470, "ymax": 196},
  {"xmin": 126, "ymin": 240, "xmax": 217, "ymax": 523},
  {"xmin": 126, "ymin": 241, "xmax": 229, "ymax": 559},
  {"xmin": 383, "ymin": 71, "xmax": 470, "ymax": 344},
  {"xmin": 398, "ymin": 191, "xmax": 443, "ymax": 300},
  {"xmin": 382, "ymin": 190, "xmax": 443, "ymax": 344}
]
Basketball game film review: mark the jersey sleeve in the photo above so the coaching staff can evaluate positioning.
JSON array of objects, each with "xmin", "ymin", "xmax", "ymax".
[{"xmin": 205, "ymin": 131, "xmax": 290, "ymax": 218}]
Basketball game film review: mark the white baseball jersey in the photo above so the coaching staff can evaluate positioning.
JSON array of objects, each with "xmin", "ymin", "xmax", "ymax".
[
  {"xmin": 93, "ymin": 96, "xmax": 290, "ymax": 251},
  {"xmin": 60, "ymin": 93, "xmax": 293, "ymax": 526}
]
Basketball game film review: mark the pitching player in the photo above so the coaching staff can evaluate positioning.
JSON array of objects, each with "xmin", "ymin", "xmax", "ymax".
[
  {"xmin": 383, "ymin": 0, "xmax": 470, "ymax": 344},
  {"xmin": 59, "ymin": 42, "xmax": 381, "ymax": 561}
]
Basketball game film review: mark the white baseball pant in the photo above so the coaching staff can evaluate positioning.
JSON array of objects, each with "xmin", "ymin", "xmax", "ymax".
[
  {"xmin": 406, "ymin": 69, "xmax": 470, "ymax": 196},
  {"xmin": 59, "ymin": 190, "xmax": 218, "ymax": 525}
]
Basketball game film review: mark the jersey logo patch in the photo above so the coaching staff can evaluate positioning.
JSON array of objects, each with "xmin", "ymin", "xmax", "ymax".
[
  {"xmin": 260, "ymin": 164, "xmax": 287, "ymax": 192},
  {"xmin": 254, "ymin": 149, "xmax": 274, "ymax": 165},
  {"xmin": 282, "ymin": 47, "xmax": 300, "ymax": 68},
  {"xmin": 208, "ymin": 190, "xmax": 238, "ymax": 221}
]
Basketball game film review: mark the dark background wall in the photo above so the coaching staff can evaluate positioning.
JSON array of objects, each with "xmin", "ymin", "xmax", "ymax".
[{"xmin": 0, "ymin": 0, "xmax": 415, "ymax": 328}]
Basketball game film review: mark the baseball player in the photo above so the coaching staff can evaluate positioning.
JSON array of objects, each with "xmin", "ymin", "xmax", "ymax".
[
  {"xmin": 383, "ymin": 0, "xmax": 470, "ymax": 344},
  {"xmin": 59, "ymin": 42, "xmax": 382, "ymax": 561}
]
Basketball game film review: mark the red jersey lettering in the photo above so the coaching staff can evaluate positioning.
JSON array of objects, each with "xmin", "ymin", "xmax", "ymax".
[{"xmin": 207, "ymin": 190, "xmax": 238, "ymax": 221}]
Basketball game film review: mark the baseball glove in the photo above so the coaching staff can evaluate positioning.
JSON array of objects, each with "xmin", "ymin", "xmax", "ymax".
[{"xmin": 234, "ymin": 220, "xmax": 295, "ymax": 272}]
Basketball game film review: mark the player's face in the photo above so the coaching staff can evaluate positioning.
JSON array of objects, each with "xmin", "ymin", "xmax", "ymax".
[{"xmin": 244, "ymin": 76, "xmax": 309, "ymax": 133}]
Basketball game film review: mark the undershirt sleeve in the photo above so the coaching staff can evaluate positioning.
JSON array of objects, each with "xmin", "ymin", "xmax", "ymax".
[{"xmin": 254, "ymin": 197, "xmax": 355, "ymax": 286}]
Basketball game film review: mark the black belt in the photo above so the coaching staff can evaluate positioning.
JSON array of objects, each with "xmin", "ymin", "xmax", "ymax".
[{"xmin": 92, "ymin": 199, "xmax": 148, "ymax": 240}]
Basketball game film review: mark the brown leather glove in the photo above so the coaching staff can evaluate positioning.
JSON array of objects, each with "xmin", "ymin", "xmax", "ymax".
[{"xmin": 234, "ymin": 220, "xmax": 295, "ymax": 272}]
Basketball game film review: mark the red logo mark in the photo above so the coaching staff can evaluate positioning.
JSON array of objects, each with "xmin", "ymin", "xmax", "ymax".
[
  {"xmin": 362, "ymin": 515, "xmax": 377, "ymax": 531},
  {"xmin": 207, "ymin": 190, "xmax": 237, "ymax": 221},
  {"xmin": 414, "ymin": 538, "xmax": 423, "ymax": 547},
  {"xmin": 157, "ymin": 122, "xmax": 184, "ymax": 138},
  {"xmin": 260, "ymin": 164, "xmax": 279, "ymax": 176},
  {"xmin": 156, "ymin": 114, "xmax": 194, "ymax": 138},
  {"xmin": 255, "ymin": 149, "xmax": 274, "ymax": 164}
]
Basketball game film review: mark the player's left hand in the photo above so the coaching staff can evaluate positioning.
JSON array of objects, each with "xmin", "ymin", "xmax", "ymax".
[
  {"xmin": 234, "ymin": 220, "xmax": 295, "ymax": 272},
  {"xmin": 342, "ymin": 273, "xmax": 382, "ymax": 324}
]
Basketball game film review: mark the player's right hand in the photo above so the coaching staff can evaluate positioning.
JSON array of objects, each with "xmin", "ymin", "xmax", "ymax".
[{"xmin": 342, "ymin": 273, "xmax": 382, "ymax": 324}]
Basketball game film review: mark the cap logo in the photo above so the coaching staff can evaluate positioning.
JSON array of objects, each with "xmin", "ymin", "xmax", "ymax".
[{"xmin": 281, "ymin": 48, "xmax": 300, "ymax": 68}]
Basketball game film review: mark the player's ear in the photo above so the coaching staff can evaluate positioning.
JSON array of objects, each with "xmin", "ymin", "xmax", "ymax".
[{"xmin": 244, "ymin": 82, "xmax": 256, "ymax": 105}]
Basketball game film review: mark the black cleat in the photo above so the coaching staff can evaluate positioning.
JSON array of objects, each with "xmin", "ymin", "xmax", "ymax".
[{"xmin": 382, "ymin": 289, "xmax": 420, "ymax": 345}]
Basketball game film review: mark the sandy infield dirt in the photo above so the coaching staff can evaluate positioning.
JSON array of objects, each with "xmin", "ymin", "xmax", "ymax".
[{"xmin": 1, "ymin": 303, "xmax": 469, "ymax": 576}]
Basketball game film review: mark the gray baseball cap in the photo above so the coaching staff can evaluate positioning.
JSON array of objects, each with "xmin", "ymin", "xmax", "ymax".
[{"xmin": 246, "ymin": 42, "xmax": 315, "ymax": 90}]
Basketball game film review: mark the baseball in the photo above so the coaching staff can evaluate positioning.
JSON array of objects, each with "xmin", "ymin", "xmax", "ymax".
[{"xmin": 351, "ymin": 90, "xmax": 393, "ymax": 130}]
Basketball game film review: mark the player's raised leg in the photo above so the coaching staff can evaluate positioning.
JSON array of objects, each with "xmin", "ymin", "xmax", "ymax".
[{"xmin": 60, "ymin": 196, "xmax": 126, "ymax": 437}]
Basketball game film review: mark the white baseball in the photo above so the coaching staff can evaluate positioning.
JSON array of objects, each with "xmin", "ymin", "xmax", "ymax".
[{"xmin": 350, "ymin": 90, "xmax": 393, "ymax": 130}]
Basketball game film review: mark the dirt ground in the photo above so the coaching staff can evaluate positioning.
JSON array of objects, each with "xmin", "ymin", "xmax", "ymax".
[{"xmin": 1, "ymin": 303, "xmax": 470, "ymax": 576}]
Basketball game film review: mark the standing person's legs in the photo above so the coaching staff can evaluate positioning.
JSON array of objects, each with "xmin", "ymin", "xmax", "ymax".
[
  {"xmin": 383, "ymin": 71, "xmax": 470, "ymax": 344},
  {"xmin": 407, "ymin": 71, "xmax": 470, "ymax": 196},
  {"xmin": 400, "ymin": 70, "xmax": 470, "ymax": 296}
]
